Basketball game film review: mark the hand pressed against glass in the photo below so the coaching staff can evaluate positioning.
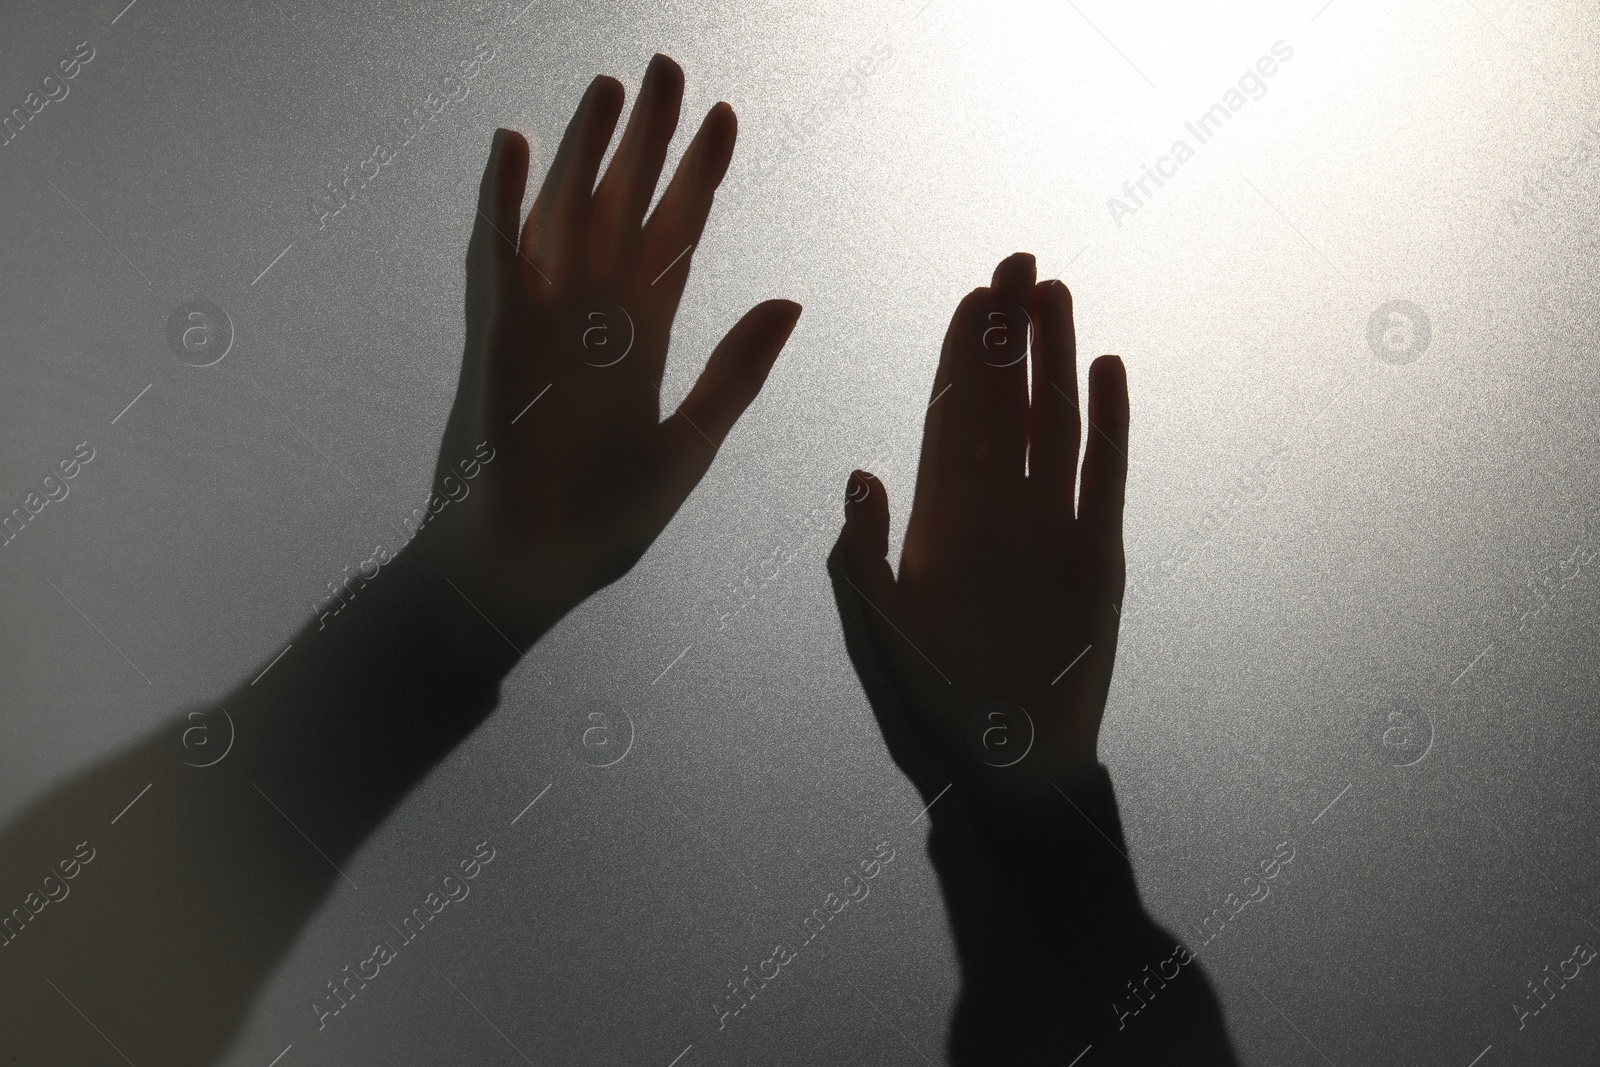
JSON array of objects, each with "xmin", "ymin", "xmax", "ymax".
[
  {"xmin": 428, "ymin": 54, "xmax": 803, "ymax": 649},
  {"xmin": 832, "ymin": 253, "xmax": 1129, "ymax": 799}
]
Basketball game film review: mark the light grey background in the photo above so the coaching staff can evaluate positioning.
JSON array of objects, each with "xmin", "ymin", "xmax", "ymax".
[{"xmin": 3, "ymin": 0, "xmax": 1599, "ymax": 1063}]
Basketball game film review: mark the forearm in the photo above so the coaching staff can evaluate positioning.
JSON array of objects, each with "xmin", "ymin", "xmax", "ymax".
[
  {"xmin": 0, "ymin": 529, "xmax": 546, "ymax": 1064},
  {"xmin": 227, "ymin": 528, "xmax": 535, "ymax": 858},
  {"xmin": 928, "ymin": 768, "xmax": 1237, "ymax": 1066}
]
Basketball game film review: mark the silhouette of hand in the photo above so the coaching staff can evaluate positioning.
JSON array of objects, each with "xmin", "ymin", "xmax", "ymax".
[
  {"xmin": 427, "ymin": 54, "xmax": 802, "ymax": 647},
  {"xmin": 830, "ymin": 253, "xmax": 1128, "ymax": 801}
]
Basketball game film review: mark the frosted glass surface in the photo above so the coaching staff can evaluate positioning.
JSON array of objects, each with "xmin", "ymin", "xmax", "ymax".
[{"xmin": 3, "ymin": 0, "xmax": 1598, "ymax": 1063}]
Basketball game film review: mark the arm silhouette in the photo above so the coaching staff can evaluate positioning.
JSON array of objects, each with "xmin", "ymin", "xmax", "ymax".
[
  {"xmin": 0, "ymin": 53, "xmax": 800, "ymax": 1066},
  {"xmin": 828, "ymin": 252, "xmax": 1237, "ymax": 1064}
]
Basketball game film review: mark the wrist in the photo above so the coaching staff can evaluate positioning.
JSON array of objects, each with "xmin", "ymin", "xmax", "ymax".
[
  {"xmin": 396, "ymin": 511, "xmax": 571, "ymax": 676},
  {"xmin": 922, "ymin": 693, "xmax": 1104, "ymax": 811},
  {"xmin": 932, "ymin": 764, "xmax": 1140, "ymax": 921},
  {"xmin": 941, "ymin": 759, "xmax": 1110, "ymax": 828},
  {"xmin": 223, "ymin": 526, "xmax": 530, "ymax": 860}
]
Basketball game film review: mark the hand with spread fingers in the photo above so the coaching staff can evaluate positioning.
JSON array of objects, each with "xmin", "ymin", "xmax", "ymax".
[
  {"xmin": 829, "ymin": 252, "xmax": 1128, "ymax": 803},
  {"xmin": 426, "ymin": 54, "xmax": 802, "ymax": 651},
  {"xmin": 0, "ymin": 58, "xmax": 801, "ymax": 1067}
]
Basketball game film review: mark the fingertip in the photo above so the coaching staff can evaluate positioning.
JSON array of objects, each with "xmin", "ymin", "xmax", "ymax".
[
  {"xmin": 992, "ymin": 251, "xmax": 1037, "ymax": 298},
  {"xmin": 843, "ymin": 470, "xmax": 890, "ymax": 556},
  {"xmin": 1031, "ymin": 277, "xmax": 1071, "ymax": 317},
  {"xmin": 1090, "ymin": 353, "xmax": 1127, "ymax": 389},
  {"xmin": 482, "ymin": 128, "xmax": 505, "ymax": 184},
  {"xmin": 480, "ymin": 129, "xmax": 529, "ymax": 219},
  {"xmin": 694, "ymin": 101, "xmax": 738, "ymax": 175},
  {"xmin": 844, "ymin": 468, "xmax": 873, "ymax": 508},
  {"xmin": 496, "ymin": 127, "xmax": 529, "ymax": 167},
  {"xmin": 1088, "ymin": 355, "xmax": 1130, "ymax": 444},
  {"xmin": 589, "ymin": 74, "xmax": 626, "ymax": 114},
  {"xmin": 649, "ymin": 52, "xmax": 686, "ymax": 86},
  {"xmin": 745, "ymin": 299, "xmax": 802, "ymax": 349},
  {"xmin": 706, "ymin": 99, "xmax": 738, "ymax": 142}
]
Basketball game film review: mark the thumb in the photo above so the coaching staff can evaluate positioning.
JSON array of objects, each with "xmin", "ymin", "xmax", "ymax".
[
  {"xmin": 654, "ymin": 299, "xmax": 802, "ymax": 508},
  {"xmin": 442, "ymin": 129, "xmax": 529, "ymax": 488},
  {"xmin": 468, "ymin": 128, "xmax": 530, "ymax": 285},
  {"xmin": 827, "ymin": 471, "xmax": 953, "ymax": 802},
  {"xmin": 839, "ymin": 469, "xmax": 897, "ymax": 608},
  {"xmin": 674, "ymin": 299, "xmax": 802, "ymax": 444}
]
